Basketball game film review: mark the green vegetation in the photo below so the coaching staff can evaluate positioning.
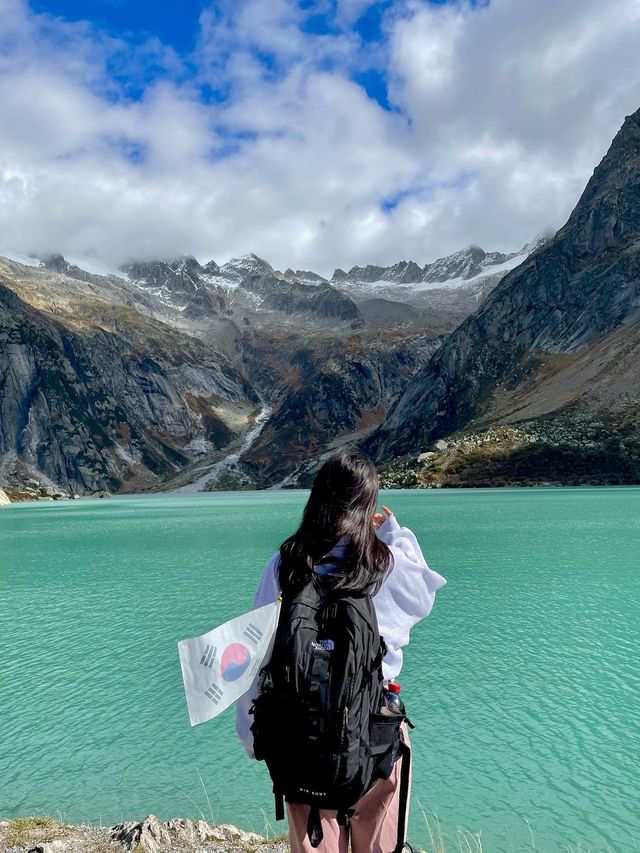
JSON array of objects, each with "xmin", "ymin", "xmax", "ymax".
[
  {"xmin": 2, "ymin": 815, "xmax": 73, "ymax": 847},
  {"xmin": 380, "ymin": 413, "xmax": 640, "ymax": 489}
]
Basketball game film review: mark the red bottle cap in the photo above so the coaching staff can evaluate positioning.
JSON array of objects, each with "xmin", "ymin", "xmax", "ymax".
[{"xmin": 388, "ymin": 682, "xmax": 401, "ymax": 694}]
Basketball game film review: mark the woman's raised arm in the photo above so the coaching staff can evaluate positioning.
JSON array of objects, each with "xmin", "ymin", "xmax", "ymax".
[{"xmin": 373, "ymin": 512, "xmax": 446, "ymax": 679}]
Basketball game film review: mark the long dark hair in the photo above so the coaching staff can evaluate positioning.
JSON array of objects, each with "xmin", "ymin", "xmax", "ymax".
[{"xmin": 278, "ymin": 451, "xmax": 392, "ymax": 597}]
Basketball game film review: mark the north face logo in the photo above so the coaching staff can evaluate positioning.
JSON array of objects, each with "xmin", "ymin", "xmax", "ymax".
[{"xmin": 311, "ymin": 639, "xmax": 335, "ymax": 651}]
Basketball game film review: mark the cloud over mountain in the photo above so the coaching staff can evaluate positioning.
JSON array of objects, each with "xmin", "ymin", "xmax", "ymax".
[{"xmin": 0, "ymin": 0, "xmax": 638, "ymax": 275}]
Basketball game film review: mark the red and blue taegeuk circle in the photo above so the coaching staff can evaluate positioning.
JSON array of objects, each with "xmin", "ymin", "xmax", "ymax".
[{"xmin": 221, "ymin": 643, "xmax": 251, "ymax": 682}]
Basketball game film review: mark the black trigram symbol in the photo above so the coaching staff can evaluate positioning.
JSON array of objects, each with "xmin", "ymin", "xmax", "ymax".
[
  {"xmin": 200, "ymin": 644, "xmax": 217, "ymax": 668},
  {"xmin": 243, "ymin": 623, "xmax": 263, "ymax": 646},
  {"xmin": 205, "ymin": 682, "xmax": 224, "ymax": 704}
]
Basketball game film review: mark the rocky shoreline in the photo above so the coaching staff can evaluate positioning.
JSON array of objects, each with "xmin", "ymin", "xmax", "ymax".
[
  {"xmin": 379, "ymin": 413, "xmax": 640, "ymax": 489},
  {"xmin": 0, "ymin": 815, "xmax": 290, "ymax": 853}
]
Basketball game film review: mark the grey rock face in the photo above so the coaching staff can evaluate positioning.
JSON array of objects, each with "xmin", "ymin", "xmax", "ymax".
[
  {"xmin": 422, "ymin": 246, "xmax": 507, "ymax": 283},
  {"xmin": 389, "ymin": 260, "xmax": 425, "ymax": 283},
  {"xmin": 341, "ymin": 260, "xmax": 424, "ymax": 284},
  {"xmin": 364, "ymin": 107, "xmax": 640, "ymax": 461},
  {"xmin": 0, "ymin": 283, "xmax": 257, "ymax": 495},
  {"xmin": 121, "ymin": 257, "xmax": 205, "ymax": 300},
  {"xmin": 241, "ymin": 272, "xmax": 360, "ymax": 320},
  {"xmin": 109, "ymin": 814, "xmax": 265, "ymax": 851},
  {"xmin": 330, "ymin": 245, "xmax": 537, "ymax": 288},
  {"xmin": 241, "ymin": 336, "xmax": 440, "ymax": 485},
  {"xmin": 219, "ymin": 253, "xmax": 275, "ymax": 281}
]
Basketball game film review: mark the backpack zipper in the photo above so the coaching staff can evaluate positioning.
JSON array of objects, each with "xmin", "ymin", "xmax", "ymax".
[
  {"xmin": 340, "ymin": 673, "xmax": 354, "ymax": 742},
  {"xmin": 339, "ymin": 704, "xmax": 349, "ymax": 754}
]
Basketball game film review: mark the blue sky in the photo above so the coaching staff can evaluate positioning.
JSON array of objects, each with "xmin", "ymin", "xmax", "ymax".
[
  {"xmin": 29, "ymin": 1, "xmax": 414, "ymax": 63},
  {"xmin": 27, "ymin": 0, "xmax": 487, "ymax": 109},
  {"xmin": 28, "ymin": 0, "xmax": 204, "ymax": 50},
  {"xmin": 0, "ymin": 0, "xmax": 638, "ymax": 273}
]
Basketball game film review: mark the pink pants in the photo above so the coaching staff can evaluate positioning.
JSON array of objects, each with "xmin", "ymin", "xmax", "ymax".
[{"xmin": 286, "ymin": 723, "xmax": 412, "ymax": 853}]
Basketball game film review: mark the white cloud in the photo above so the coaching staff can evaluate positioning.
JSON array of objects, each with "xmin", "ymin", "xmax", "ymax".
[{"xmin": 0, "ymin": 0, "xmax": 638, "ymax": 276}]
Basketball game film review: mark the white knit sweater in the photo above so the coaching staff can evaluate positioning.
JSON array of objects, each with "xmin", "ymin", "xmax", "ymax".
[{"xmin": 235, "ymin": 513, "xmax": 446, "ymax": 757}]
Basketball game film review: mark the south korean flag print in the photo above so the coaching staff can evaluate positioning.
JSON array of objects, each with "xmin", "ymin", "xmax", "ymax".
[{"xmin": 178, "ymin": 599, "xmax": 281, "ymax": 726}]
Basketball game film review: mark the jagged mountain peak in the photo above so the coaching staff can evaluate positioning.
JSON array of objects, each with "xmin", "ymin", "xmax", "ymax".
[
  {"xmin": 119, "ymin": 256, "xmax": 209, "ymax": 308},
  {"xmin": 40, "ymin": 253, "xmax": 69, "ymax": 272},
  {"xmin": 220, "ymin": 253, "xmax": 274, "ymax": 279},
  {"xmin": 282, "ymin": 268, "xmax": 327, "ymax": 284},
  {"xmin": 423, "ymin": 244, "xmax": 506, "ymax": 283},
  {"xmin": 329, "ymin": 242, "xmax": 538, "ymax": 291},
  {"xmin": 296, "ymin": 269, "xmax": 327, "ymax": 283},
  {"xmin": 122, "ymin": 255, "xmax": 202, "ymax": 275},
  {"xmin": 169, "ymin": 255, "xmax": 203, "ymax": 274},
  {"xmin": 556, "ymin": 107, "xmax": 640, "ymax": 255},
  {"xmin": 343, "ymin": 261, "xmax": 424, "ymax": 284}
]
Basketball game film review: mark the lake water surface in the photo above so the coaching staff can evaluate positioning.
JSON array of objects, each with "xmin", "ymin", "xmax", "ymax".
[{"xmin": 1, "ymin": 488, "xmax": 639, "ymax": 851}]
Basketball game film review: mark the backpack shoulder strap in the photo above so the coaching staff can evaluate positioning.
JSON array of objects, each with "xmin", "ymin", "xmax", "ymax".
[
  {"xmin": 307, "ymin": 805, "xmax": 323, "ymax": 848},
  {"xmin": 339, "ymin": 591, "xmax": 380, "ymax": 635}
]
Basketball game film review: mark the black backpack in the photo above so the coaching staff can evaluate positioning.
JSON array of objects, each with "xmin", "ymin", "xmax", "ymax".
[{"xmin": 249, "ymin": 574, "xmax": 413, "ymax": 849}]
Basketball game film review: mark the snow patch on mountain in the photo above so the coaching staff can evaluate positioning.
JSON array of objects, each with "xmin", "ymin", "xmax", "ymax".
[
  {"xmin": 417, "ymin": 251, "xmax": 530, "ymax": 290},
  {"xmin": 219, "ymin": 253, "xmax": 274, "ymax": 281},
  {"xmin": 329, "ymin": 238, "xmax": 548, "ymax": 299}
]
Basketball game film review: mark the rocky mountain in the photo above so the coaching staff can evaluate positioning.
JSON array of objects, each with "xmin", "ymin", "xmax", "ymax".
[
  {"xmin": 122, "ymin": 252, "xmax": 361, "ymax": 321},
  {"xmin": 120, "ymin": 243, "xmax": 553, "ymax": 488},
  {"xmin": 363, "ymin": 107, "xmax": 640, "ymax": 486},
  {"xmin": 2, "ymin": 223, "xmax": 542, "ymax": 495},
  {"xmin": 323, "ymin": 240, "xmax": 551, "ymax": 336},
  {"xmin": 236, "ymin": 334, "xmax": 440, "ymax": 488},
  {"xmin": 331, "ymin": 240, "xmax": 546, "ymax": 286},
  {"xmin": 121, "ymin": 242, "xmax": 540, "ymax": 322},
  {"xmin": 0, "ymin": 266, "xmax": 259, "ymax": 496}
]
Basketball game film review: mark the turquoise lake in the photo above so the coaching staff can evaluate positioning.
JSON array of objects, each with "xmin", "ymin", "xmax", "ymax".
[{"xmin": 1, "ymin": 487, "xmax": 639, "ymax": 852}]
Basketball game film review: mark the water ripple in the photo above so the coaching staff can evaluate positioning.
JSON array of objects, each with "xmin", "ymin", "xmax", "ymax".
[{"xmin": 1, "ymin": 488, "xmax": 640, "ymax": 851}]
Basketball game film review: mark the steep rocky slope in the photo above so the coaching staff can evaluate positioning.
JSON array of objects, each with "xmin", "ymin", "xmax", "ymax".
[
  {"xmin": 363, "ymin": 107, "xmax": 640, "ymax": 485},
  {"xmin": 237, "ymin": 332, "xmax": 441, "ymax": 487},
  {"xmin": 0, "ymin": 280, "xmax": 258, "ymax": 496}
]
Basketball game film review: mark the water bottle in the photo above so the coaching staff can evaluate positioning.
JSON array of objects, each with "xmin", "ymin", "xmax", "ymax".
[{"xmin": 381, "ymin": 680, "xmax": 405, "ymax": 715}]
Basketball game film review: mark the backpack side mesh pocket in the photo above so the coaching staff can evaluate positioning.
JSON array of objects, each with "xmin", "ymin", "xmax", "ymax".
[{"xmin": 369, "ymin": 712, "xmax": 403, "ymax": 779}]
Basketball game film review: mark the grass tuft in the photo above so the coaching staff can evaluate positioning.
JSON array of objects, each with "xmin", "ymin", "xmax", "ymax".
[
  {"xmin": 3, "ymin": 815, "xmax": 73, "ymax": 847},
  {"xmin": 418, "ymin": 806, "xmax": 483, "ymax": 853}
]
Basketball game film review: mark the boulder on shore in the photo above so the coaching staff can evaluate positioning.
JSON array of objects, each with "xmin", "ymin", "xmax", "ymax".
[{"xmin": 0, "ymin": 488, "xmax": 11, "ymax": 506}]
